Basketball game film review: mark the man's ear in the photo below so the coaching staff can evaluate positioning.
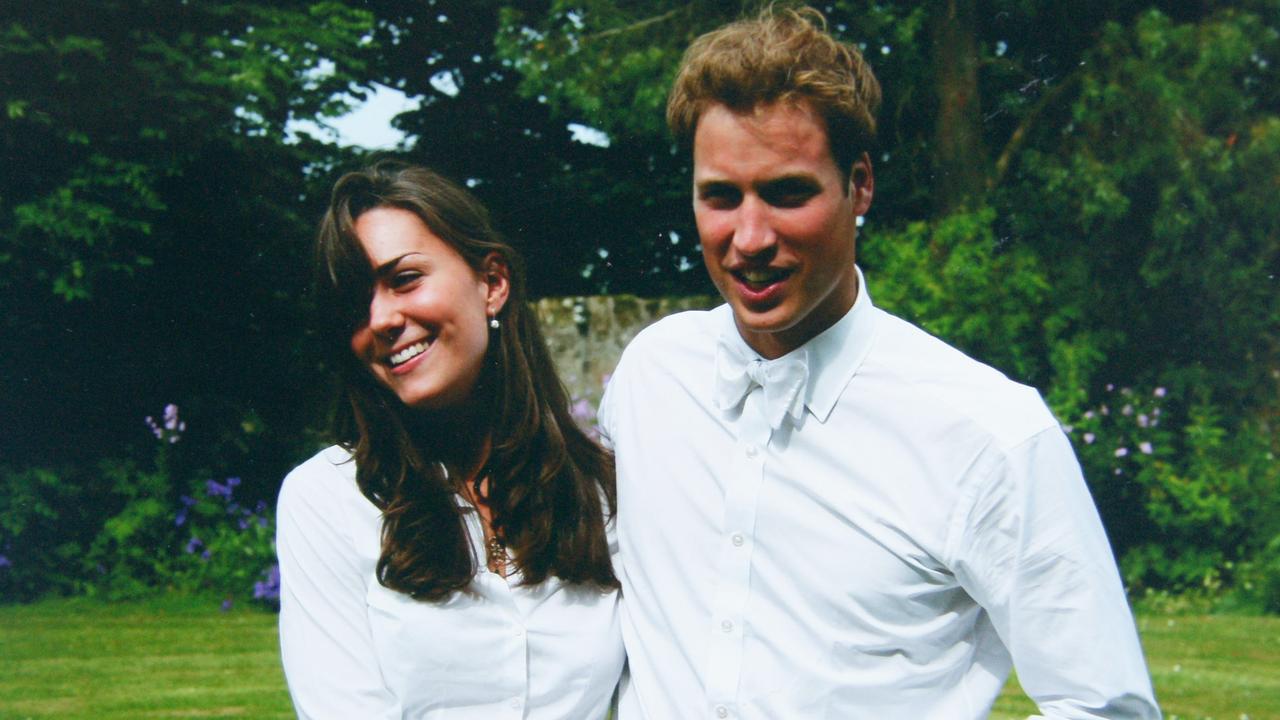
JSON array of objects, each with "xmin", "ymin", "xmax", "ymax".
[
  {"xmin": 481, "ymin": 252, "xmax": 511, "ymax": 315},
  {"xmin": 849, "ymin": 152, "xmax": 875, "ymax": 217}
]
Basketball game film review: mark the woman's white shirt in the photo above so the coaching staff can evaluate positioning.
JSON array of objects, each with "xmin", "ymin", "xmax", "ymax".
[{"xmin": 277, "ymin": 445, "xmax": 625, "ymax": 719}]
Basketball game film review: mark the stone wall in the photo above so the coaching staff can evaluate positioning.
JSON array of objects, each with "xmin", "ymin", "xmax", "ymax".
[{"xmin": 533, "ymin": 294, "xmax": 720, "ymax": 412}]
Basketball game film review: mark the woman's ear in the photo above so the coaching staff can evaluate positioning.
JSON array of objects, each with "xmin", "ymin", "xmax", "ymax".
[{"xmin": 481, "ymin": 252, "xmax": 511, "ymax": 315}]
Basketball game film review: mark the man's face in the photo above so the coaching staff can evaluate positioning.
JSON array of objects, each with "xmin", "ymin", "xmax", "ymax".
[{"xmin": 693, "ymin": 101, "xmax": 873, "ymax": 359}]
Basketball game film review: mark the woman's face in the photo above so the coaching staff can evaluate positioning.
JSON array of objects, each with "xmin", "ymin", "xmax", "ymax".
[{"xmin": 348, "ymin": 206, "xmax": 508, "ymax": 411}]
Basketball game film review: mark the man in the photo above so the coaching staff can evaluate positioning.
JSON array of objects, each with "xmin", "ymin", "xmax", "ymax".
[{"xmin": 598, "ymin": 6, "xmax": 1160, "ymax": 719}]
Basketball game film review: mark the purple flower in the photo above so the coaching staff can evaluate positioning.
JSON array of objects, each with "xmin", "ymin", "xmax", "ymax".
[
  {"xmin": 254, "ymin": 564, "xmax": 281, "ymax": 602},
  {"xmin": 1154, "ymin": 387, "xmax": 1167, "ymax": 398},
  {"xmin": 146, "ymin": 403, "xmax": 186, "ymax": 442},
  {"xmin": 163, "ymin": 404, "xmax": 181, "ymax": 431},
  {"xmin": 238, "ymin": 518, "xmax": 250, "ymax": 531},
  {"xmin": 200, "ymin": 549, "xmax": 211, "ymax": 561},
  {"xmin": 175, "ymin": 508, "xmax": 189, "ymax": 527},
  {"xmin": 1137, "ymin": 414, "xmax": 1150, "ymax": 428},
  {"xmin": 1115, "ymin": 447, "xmax": 1129, "ymax": 458},
  {"xmin": 1139, "ymin": 441, "xmax": 1154, "ymax": 455},
  {"xmin": 1105, "ymin": 383, "xmax": 1114, "ymax": 392},
  {"xmin": 221, "ymin": 598, "xmax": 234, "ymax": 612},
  {"xmin": 570, "ymin": 398, "xmax": 595, "ymax": 424},
  {"xmin": 206, "ymin": 479, "xmax": 231, "ymax": 500},
  {"xmin": 258, "ymin": 516, "xmax": 270, "ymax": 529},
  {"xmin": 1084, "ymin": 432, "xmax": 1096, "ymax": 444},
  {"xmin": 1121, "ymin": 404, "xmax": 1133, "ymax": 416},
  {"xmin": 185, "ymin": 537, "xmax": 203, "ymax": 554},
  {"xmin": 0, "ymin": 555, "xmax": 11, "ymax": 569}
]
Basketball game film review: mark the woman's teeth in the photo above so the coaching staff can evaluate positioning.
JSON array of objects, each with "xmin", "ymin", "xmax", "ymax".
[{"xmin": 389, "ymin": 341, "xmax": 429, "ymax": 366}]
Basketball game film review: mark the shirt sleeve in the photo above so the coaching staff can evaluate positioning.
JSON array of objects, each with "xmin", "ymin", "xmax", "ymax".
[
  {"xmin": 947, "ymin": 428, "xmax": 1161, "ymax": 719},
  {"xmin": 276, "ymin": 457, "xmax": 402, "ymax": 720},
  {"xmin": 597, "ymin": 368, "xmax": 618, "ymax": 452}
]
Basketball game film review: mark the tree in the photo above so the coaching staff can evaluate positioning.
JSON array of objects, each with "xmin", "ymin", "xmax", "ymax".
[{"xmin": 0, "ymin": 1, "xmax": 375, "ymax": 473}]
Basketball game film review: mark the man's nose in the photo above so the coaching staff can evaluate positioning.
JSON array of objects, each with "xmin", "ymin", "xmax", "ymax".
[{"xmin": 731, "ymin": 197, "xmax": 776, "ymax": 258}]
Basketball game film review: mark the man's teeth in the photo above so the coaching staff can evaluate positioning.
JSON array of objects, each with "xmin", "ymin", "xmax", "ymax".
[
  {"xmin": 741, "ymin": 269, "xmax": 784, "ymax": 284},
  {"xmin": 389, "ymin": 341, "xmax": 429, "ymax": 366}
]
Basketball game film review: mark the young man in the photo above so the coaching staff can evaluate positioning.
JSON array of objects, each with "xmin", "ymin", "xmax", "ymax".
[{"xmin": 598, "ymin": 7, "xmax": 1160, "ymax": 719}]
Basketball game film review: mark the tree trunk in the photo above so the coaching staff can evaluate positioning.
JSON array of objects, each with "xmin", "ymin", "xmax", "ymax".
[{"xmin": 930, "ymin": 0, "xmax": 987, "ymax": 212}]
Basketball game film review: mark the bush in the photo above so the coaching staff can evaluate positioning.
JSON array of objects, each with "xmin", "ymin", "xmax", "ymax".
[
  {"xmin": 168, "ymin": 476, "xmax": 277, "ymax": 608},
  {"xmin": 1, "ymin": 403, "xmax": 280, "ymax": 608},
  {"xmin": 1064, "ymin": 385, "xmax": 1280, "ymax": 596},
  {"xmin": 0, "ymin": 464, "xmax": 110, "ymax": 602}
]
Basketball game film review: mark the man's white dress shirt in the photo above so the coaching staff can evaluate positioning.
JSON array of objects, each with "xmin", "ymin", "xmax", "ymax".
[
  {"xmin": 277, "ymin": 446, "xmax": 625, "ymax": 719},
  {"xmin": 598, "ymin": 267, "xmax": 1159, "ymax": 720}
]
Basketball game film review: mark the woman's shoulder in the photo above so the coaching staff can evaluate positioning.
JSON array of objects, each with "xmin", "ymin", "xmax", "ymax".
[
  {"xmin": 285, "ymin": 444, "xmax": 357, "ymax": 482},
  {"xmin": 279, "ymin": 445, "xmax": 363, "ymax": 515}
]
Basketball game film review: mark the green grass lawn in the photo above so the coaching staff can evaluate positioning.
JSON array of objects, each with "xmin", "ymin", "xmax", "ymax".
[{"xmin": 1, "ymin": 596, "xmax": 1278, "ymax": 719}]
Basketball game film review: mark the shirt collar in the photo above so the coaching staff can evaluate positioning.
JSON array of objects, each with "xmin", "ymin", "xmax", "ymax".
[{"xmin": 715, "ymin": 264, "xmax": 878, "ymax": 424}]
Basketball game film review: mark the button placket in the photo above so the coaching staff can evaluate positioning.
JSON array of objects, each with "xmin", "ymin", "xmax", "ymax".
[{"xmin": 705, "ymin": 385, "xmax": 772, "ymax": 707}]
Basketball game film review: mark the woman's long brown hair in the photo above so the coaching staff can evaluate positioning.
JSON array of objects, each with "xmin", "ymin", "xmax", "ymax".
[{"xmin": 314, "ymin": 162, "xmax": 617, "ymax": 600}]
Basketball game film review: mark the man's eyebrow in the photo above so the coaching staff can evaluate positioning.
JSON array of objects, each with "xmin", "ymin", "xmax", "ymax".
[
  {"xmin": 695, "ymin": 174, "xmax": 820, "ymax": 190},
  {"xmin": 757, "ymin": 174, "xmax": 820, "ymax": 189},
  {"xmin": 694, "ymin": 178, "xmax": 736, "ymax": 192}
]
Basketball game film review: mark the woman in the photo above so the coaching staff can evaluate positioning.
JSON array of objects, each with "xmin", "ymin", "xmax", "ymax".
[{"xmin": 277, "ymin": 162, "xmax": 623, "ymax": 718}]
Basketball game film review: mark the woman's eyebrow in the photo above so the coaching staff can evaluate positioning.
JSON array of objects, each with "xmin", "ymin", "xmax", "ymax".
[{"xmin": 372, "ymin": 252, "xmax": 421, "ymax": 277}]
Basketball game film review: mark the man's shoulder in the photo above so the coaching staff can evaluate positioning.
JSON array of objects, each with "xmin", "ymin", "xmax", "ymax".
[
  {"xmin": 869, "ymin": 309, "xmax": 1059, "ymax": 450},
  {"xmin": 617, "ymin": 304, "xmax": 728, "ymax": 366}
]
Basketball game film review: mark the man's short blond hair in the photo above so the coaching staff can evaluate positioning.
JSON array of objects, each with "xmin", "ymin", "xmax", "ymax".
[{"xmin": 667, "ymin": 5, "xmax": 881, "ymax": 176}]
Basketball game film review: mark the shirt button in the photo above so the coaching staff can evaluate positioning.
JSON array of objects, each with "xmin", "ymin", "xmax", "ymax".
[
  {"xmin": 716, "ymin": 705, "xmax": 729, "ymax": 718},
  {"xmin": 745, "ymin": 444, "xmax": 759, "ymax": 458},
  {"xmin": 731, "ymin": 533, "xmax": 745, "ymax": 547},
  {"xmin": 721, "ymin": 619, "xmax": 734, "ymax": 633}
]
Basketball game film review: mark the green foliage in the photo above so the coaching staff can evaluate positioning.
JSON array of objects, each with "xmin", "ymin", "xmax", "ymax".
[
  {"xmin": 83, "ymin": 456, "xmax": 181, "ymax": 599},
  {"xmin": 862, "ymin": 207, "xmax": 1056, "ymax": 385},
  {"xmin": 1061, "ymin": 384, "xmax": 1280, "ymax": 596},
  {"xmin": 1005, "ymin": 5, "xmax": 1280, "ymax": 410},
  {"xmin": 0, "ymin": 1, "xmax": 374, "ymax": 301},
  {"xmin": 1, "ymin": 405, "xmax": 279, "ymax": 606},
  {"xmin": 168, "ymin": 479, "xmax": 277, "ymax": 603},
  {"xmin": 0, "ymin": 465, "xmax": 107, "ymax": 601},
  {"xmin": 1, "ymin": 1, "xmax": 378, "ymax": 469},
  {"xmin": 1252, "ymin": 534, "xmax": 1280, "ymax": 614}
]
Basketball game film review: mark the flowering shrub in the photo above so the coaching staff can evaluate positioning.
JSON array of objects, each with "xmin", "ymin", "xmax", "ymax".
[
  {"xmin": 1065, "ymin": 385, "xmax": 1280, "ymax": 599},
  {"xmin": 75, "ymin": 404, "xmax": 279, "ymax": 608},
  {"xmin": 171, "ymin": 473, "xmax": 278, "ymax": 609}
]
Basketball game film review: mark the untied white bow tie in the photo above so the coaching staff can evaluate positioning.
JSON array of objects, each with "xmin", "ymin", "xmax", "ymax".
[{"xmin": 714, "ymin": 336, "xmax": 809, "ymax": 429}]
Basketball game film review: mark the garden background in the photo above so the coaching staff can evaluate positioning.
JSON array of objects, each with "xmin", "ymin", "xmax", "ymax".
[{"xmin": 1, "ymin": 0, "xmax": 1278, "ymax": 698}]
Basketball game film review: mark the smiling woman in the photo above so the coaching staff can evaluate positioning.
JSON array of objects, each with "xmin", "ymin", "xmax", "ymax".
[
  {"xmin": 346, "ymin": 205, "xmax": 506, "ymax": 412},
  {"xmin": 276, "ymin": 162, "xmax": 623, "ymax": 718}
]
